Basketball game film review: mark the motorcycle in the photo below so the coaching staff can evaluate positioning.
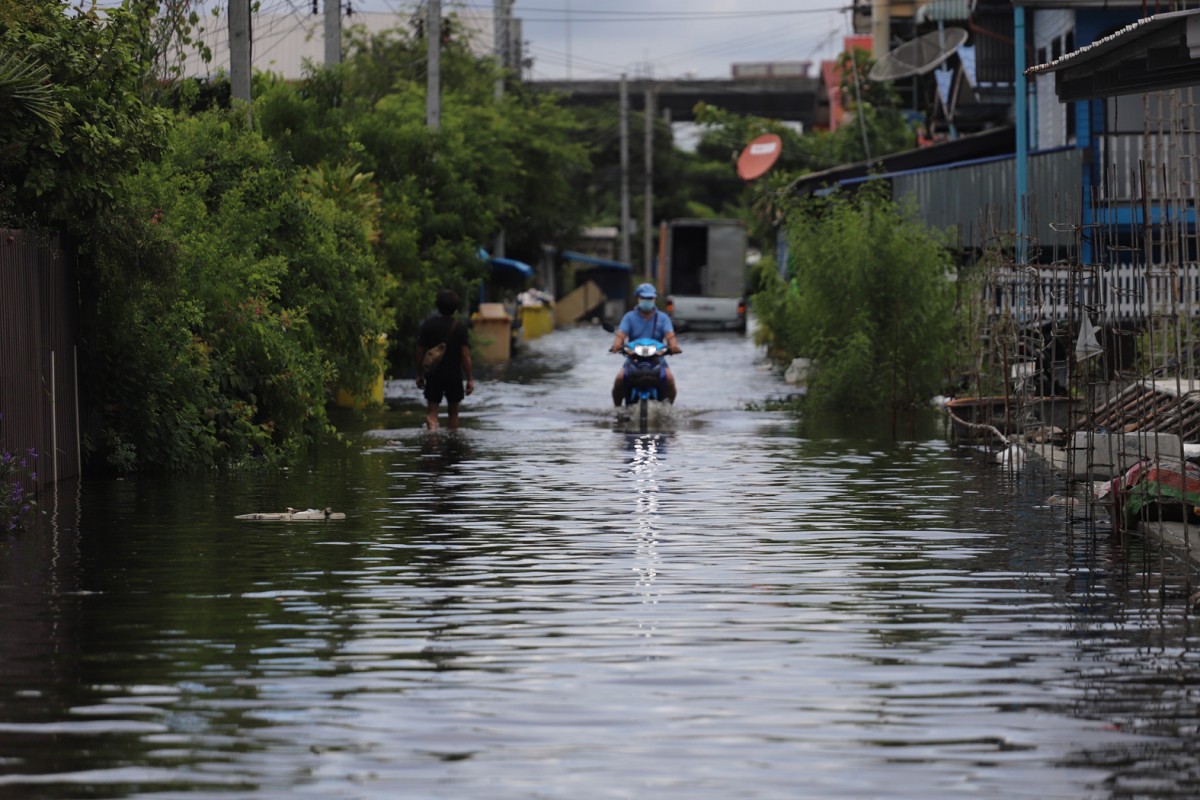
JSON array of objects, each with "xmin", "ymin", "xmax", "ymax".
[{"xmin": 611, "ymin": 333, "xmax": 676, "ymax": 433}]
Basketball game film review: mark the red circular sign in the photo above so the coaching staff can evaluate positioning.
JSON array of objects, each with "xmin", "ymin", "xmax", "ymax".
[{"xmin": 736, "ymin": 133, "xmax": 782, "ymax": 181}]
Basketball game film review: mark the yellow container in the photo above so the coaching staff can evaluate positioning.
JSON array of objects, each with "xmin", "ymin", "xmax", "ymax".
[
  {"xmin": 471, "ymin": 303, "xmax": 513, "ymax": 363},
  {"xmin": 519, "ymin": 304, "xmax": 554, "ymax": 341},
  {"xmin": 335, "ymin": 334, "xmax": 387, "ymax": 409}
]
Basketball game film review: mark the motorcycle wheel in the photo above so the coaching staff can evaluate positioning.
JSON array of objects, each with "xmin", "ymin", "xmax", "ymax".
[{"xmin": 639, "ymin": 397, "xmax": 648, "ymax": 433}]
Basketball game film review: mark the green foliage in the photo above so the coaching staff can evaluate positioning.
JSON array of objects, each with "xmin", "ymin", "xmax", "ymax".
[
  {"xmin": 0, "ymin": 47, "xmax": 62, "ymax": 137},
  {"xmin": 755, "ymin": 186, "xmax": 955, "ymax": 413},
  {"xmin": 0, "ymin": 0, "xmax": 169, "ymax": 230},
  {"xmin": 87, "ymin": 109, "xmax": 389, "ymax": 472},
  {"xmin": 690, "ymin": 86, "xmax": 916, "ymax": 257},
  {"xmin": 2, "ymin": 5, "xmax": 593, "ymax": 473},
  {"xmin": 563, "ymin": 100, "xmax": 732, "ymax": 263},
  {"xmin": 257, "ymin": 36, "xmax": 590, "ymax": 370},
  {"xmin": 823, "ymin": 50, "xmax": 915, "ymax": 164}
]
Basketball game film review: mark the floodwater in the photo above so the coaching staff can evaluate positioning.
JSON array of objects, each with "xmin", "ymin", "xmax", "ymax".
[{"xmin": 2, "ymin": 323, "xmax": 1200, "ymax": 799}]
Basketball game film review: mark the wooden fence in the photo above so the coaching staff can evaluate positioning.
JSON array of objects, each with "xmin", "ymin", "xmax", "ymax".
[{"xmin": 0, "ymin": 229, "xmax": 79, "ymax": 488}]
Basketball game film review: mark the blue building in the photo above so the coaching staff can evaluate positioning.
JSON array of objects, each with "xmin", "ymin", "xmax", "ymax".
[{"xmin": 795, "ymin": 1, "xmax": 1200, "ymax": 325}]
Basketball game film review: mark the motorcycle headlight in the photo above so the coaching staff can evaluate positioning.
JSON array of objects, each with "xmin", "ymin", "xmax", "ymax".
[{"xmin": 633, "ymin": 344, "xmax": 658, "ymax": 357}]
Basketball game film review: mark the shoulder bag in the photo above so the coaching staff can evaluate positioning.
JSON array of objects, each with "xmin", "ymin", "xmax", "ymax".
[{"xmin": 422, "ymin": 319, "xmax": 458, "ymax": 375}]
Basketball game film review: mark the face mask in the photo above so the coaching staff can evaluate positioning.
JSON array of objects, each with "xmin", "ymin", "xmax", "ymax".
[{"xmin": 638, "ymin": 299, "xmax": 656, "ymax": 312}]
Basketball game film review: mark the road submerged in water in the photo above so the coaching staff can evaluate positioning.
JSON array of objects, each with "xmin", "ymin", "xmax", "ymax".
[{"xmin": 1, "ymin": 322, "xmax": 1199, "ymax": 799}]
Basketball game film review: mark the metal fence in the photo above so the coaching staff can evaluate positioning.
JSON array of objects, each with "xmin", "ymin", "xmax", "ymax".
[
  {"xmin": 0, "ymin": 229, "xmax": 79, "ymax": 488},
  {"xmin": 979, "ymin": 262, "xmax": 1200, "ymax": 323},
  {"xmin": 892, "ymin": 146, "xmax": 1083, "ymax": 252}
]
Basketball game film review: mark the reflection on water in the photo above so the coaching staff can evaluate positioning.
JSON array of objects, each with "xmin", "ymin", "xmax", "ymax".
[
  {"xmin": 630, "ymin": 435, "xmax": 666, "ymax": 634},
  {"xmin": 0, "ymin": 326, "xmax": 1199, "ymax": 798}
]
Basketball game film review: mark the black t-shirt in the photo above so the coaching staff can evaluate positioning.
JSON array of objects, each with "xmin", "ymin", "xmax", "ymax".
[{"xmin": 417, "ymin": 314, "xmax": 469, "ymax": 379}]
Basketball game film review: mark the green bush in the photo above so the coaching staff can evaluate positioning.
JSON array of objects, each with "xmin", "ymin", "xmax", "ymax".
[
  {"xmin": 756, "ymin": 186, "xmax": 955, "ymax": 413},
  {"xmin": 87, "ymin": 108, "xmax": 388, "ymax": 471}
]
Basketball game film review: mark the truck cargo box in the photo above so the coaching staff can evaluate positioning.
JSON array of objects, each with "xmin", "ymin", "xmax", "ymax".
[{"xmin": 663, "ymin": 219, "xmax": 748, "ymax": 332}]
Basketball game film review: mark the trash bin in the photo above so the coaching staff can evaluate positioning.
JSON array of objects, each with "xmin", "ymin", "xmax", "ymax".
[
  {"xmin": 335, "ymin": 334, "xmax": 387, "ymax": 409},
  {"xmin": 519, "ymin": 303, "xmax": 554, "ymax": 341},
  {"xmin": 471, "ymin": 303, "xmax": 512, "ymax": 363}
]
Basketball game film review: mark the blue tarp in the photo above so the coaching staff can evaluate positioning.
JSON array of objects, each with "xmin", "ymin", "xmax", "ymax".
[
  {"xmin": 478, "ymin": 248, "xmax": 535, "ymax": 277},
  {"xmin": 490, "ymin": 256, "xmax": 534, "ymax": 277},
  {"xmin": 561, "ymin": 250, "xmax": 633, "ymax": 271}
]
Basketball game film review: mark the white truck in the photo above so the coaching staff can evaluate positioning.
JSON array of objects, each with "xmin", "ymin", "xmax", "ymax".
[{"xmin": 661, "ymin": 218, "xmax": 748, "ymax": 333}]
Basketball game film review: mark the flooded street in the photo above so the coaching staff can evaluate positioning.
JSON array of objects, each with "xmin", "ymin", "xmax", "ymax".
[{"xmin": 3, "ymin": 323, "xmax": 1200, "ymax": 798}]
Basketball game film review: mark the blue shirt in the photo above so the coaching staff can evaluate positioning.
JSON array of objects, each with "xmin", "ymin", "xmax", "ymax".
[{"xmin": 619, "ymin": 308, "xmax": 674, "ymax": 343}]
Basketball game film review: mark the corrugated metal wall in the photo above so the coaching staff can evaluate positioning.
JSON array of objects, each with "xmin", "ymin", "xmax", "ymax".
[
  {"xmin": 0, "ymin": 230, "xmax": 79, "ymax": 489},
  {"xmin": 893, "ymin": 147, "xmax": 1083, "ymax": 250}
]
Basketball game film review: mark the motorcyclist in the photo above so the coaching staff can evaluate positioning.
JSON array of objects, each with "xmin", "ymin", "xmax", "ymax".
[{"xmin": 609, "ymin": 282, "xmax": 682, "ymax": 406}]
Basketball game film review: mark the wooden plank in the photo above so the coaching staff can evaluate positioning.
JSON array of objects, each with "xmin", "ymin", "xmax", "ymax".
[{"xmin": 553, "ymin": 280, "xmax": 605, "ymax": 326}]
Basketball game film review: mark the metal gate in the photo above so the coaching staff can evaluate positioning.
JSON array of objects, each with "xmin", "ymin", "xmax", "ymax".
[{"xmin": 0, "ymin": 229, "xmax": 79, "ymax": 488}]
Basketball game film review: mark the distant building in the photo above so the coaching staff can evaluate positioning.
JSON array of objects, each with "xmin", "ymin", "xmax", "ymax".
[
  {"xmin": 731, "ymin": 61, "xmax": 812, "ymax": 80},
  {"xmin": 577, "ymin": 227, "xmax": 619, "ymax": 261},
  {"xmin": 172, "ymin": 10, "xmax": 498, "ymax": 82}
]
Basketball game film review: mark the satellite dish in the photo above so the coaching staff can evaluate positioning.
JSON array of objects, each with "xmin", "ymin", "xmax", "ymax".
[
  {"xmin": 868, "ymin": 27, "xmax": 968, "ymax": 82},
  {"xmin": 736, "ymin": 133, "xmax": 782, "ymax": 181}
]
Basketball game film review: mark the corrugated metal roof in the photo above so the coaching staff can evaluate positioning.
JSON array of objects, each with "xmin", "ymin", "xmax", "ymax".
[
  {"xmin": 1025, "ymin": 8, "xmax": 1200, "ymax": 100},
  {"xmin": 1025, "ymin": 8, "xmax": 1197, "ymax": 76},
  {"xmin": 1088, "ymin": 380, "xmax": 1200, "ymax": 440}
]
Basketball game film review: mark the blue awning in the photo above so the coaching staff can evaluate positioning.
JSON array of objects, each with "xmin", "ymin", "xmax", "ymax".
[
  {"xmin": 561, "ymin": 250, "xmax": 633, "ymax": 271},
  {"xmin": 479, "ymin": 248, "xmax": 534, "ymax": 277},
  {"xmin": 490, "ymin": 256, "xmax": 534, "ymax": 277}
]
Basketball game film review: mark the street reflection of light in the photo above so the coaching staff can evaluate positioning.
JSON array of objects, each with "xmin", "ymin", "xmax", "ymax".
[{"xmin": 631, "ymin": 435, "xmax": 662, "ymax": 636}]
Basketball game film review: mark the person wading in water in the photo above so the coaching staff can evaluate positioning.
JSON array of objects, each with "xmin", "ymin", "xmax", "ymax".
[{"xmin": 415, "ymin": 289, "xmax": 474, "ymax": 431}]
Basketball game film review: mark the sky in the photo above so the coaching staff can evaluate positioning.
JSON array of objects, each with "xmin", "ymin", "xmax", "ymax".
[
  {"xmin": 108, "ymin": 1, "xmax": 856, "ymax": 82},
  {"xmin": 89, "ymin": 1, "xmax": 854, "ymax": 146},
  {"xmin": 504, "ymin": 1, "xmax": 853, "ymax": 81}
]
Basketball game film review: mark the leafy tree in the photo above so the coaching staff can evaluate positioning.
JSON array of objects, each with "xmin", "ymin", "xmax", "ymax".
[
  {"xmin": 1, "ymin": 2, "xmax": 595, "ymax": 472},
  {"xmin": 0, "ymin": 0, "xmax": 169, "ymax": 230},
  {"xmin": 257, "ymin": 30, "xmax": 590, "ymax": 371},
  {"xmin": 756, "ymin": 185, "xmax": 955, "ymax": 414},
  {"xmin": 819, "ymin": 49, "xmax": 914, "ymax": 165},
  {"xmin": 87, "ymin": 108, "xmax": 389, "ymax": 472},
  {"xmin": 562, "ymin": 100, "xmax": 745, "ymax": 270},
  {"xmin": 688, "ymin": 88, "xmax": 915, "ymax": 257},
  {"xmin": 0, "ymin": 48, "xmax": 62, "ymax": 138}
]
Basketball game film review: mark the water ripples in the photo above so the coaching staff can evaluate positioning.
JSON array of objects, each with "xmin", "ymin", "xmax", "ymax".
[{"xmin": 2, "ymin": 327, "xmax": 1199, "ymax": 797}]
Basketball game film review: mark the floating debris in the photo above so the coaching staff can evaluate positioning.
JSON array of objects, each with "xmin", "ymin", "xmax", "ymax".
[{"xmin": 235, "ymin": 508, "xmax": 345, "ymax": 521}]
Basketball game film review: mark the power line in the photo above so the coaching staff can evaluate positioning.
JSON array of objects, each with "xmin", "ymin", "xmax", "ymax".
[
  {"xmin": 652, "ymin": 20, "xmax": 816, "ymax": 67},
  {"xmin": 516, "ymin": 5, "xmax": 849, "ymax": 20}
]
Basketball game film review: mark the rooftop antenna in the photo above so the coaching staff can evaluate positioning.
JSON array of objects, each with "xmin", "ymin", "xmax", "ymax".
[{"xmin": 868, "ymin": 27, "xmax": 968, "ymax": 82}]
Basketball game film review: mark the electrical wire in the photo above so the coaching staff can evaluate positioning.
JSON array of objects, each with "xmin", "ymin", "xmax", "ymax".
[
  {"xmin": 514, "ymin": 6, "xmax": 849, "ymax": 22},
  {"xmin": 522, "ymin": 2, "xmax": 851, "ymax": 80}
]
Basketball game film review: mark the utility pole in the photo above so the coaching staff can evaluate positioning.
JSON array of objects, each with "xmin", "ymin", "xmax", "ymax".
[
  {"xmin": 229, "ymin": 0, "xmax": 252, "ymax": 107},
  {"xmin": 494, "ymin": 0, "xmax": 509, "ymax": 102},
  {"xmin": 871, "ymin": 0, "xmax": 890, "ymax": 60},
  {"xmin": 508, "ymin": 18, "xmax": 523, "ymax": 81},
  {"xmin": 493, "ymin": 0, "xmax": 510, "ymax": 256},
  {"xmin": 619, "ymin": 74, "xmax": 631, "ymax": 266},
  {"xmin": 427, "ymin": 0, "xmax": 440, "ymax": 129},
  {"xmin": 642, "ymin": 86, "xmax": 654, "ymax": 280},
  {"xmin": 324, "ymin": 0, "xmax": 341, "ymax": 66}
]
